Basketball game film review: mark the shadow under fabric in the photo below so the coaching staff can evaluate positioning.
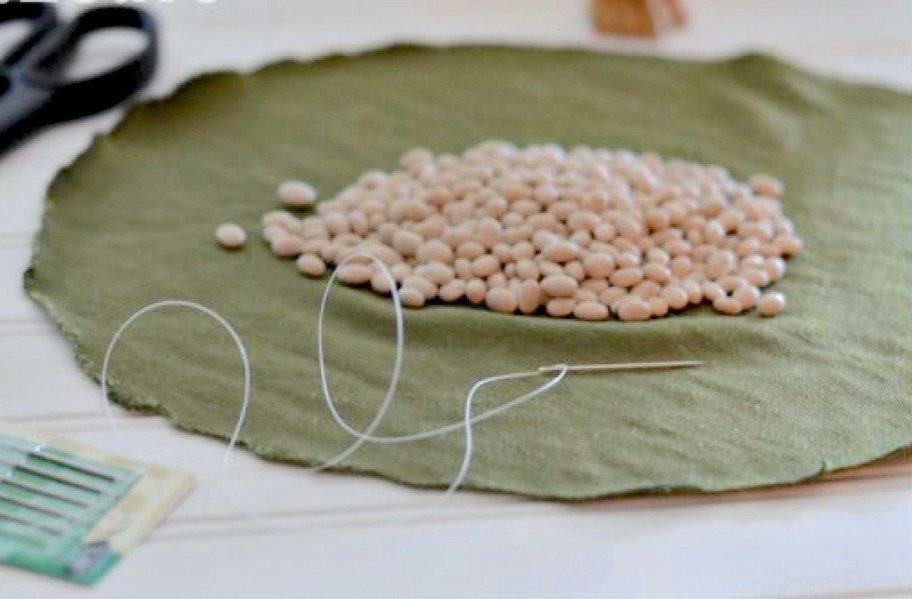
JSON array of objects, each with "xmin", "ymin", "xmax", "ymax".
[{"xmin": 24, "ymin": 46, "xmax": 912, "ymax": 500}]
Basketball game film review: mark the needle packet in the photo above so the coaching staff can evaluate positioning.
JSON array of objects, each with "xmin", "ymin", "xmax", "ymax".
[{"xmin": 0, "ymin": 421, "xmax": 193, "ymax": 585}]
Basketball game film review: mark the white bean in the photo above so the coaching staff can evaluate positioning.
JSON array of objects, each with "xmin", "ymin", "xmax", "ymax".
[
  {"xmin": 215, "ymin": 223, "xmax": 246, "ymax": 249},
  {"xmin": 733, "ymin": 284, "xmax": 761, "ymax": 311},
  {"xmin": 702, "ymin": 281, "xmax": 725, "ymax": 302},
  {"xmin": 646, "ymin": 248, "xmax": 670, "ymax": 265},
  {"xmin": 439, "ymin": 279, "xmax": 467, "ymax": 303},
  {"xmin": 370, "ymin": 270, "xmax": 393, "ymax": 294},
  {"xmin": 616, "ymin": 297, "xmax": 651, "ymax": 321},
  {"xmin": 271, "ymin": 235, "xmax": 304, "ymax": 258},
  {"xmin": 336, "ymin": 264, "xmax": 373, "ymax": 285},
  {"xmin": 717, "ymin": 275, "xmax": 747, "ymax": 293},
  {"xmin": 518, "ymin": 280, "xmax": 542, "ymax": 314},
  {"xmin": 564, "ymin": 261, "xmax": 585, "ymax": 282},
  {"xmin": 324, "ymin": 212, "xmax": 350, "ymax": 236},
  {"xmin": 541, "ymin": 241, "xmax": 579, "ymax": 263},
  {"xmin": 402, "ymin": 275, "xmax": 437, "ymax": 300},
  {"xmin": 681, "ymin": 280, "xmax": 703, "ymax": 305},
  {"xmin": 466, "ymin": 278, "xmax": 487, "ymax": 304},
  {"xmin": 631, "ymin": 280, "xmax": 661, "ymax": 299},
  {"xmin": 486, "ymin": 287, "xmax": 518, "ymax": 314},
  {"xmin": 546, "ymin": 298, "xmax": 576, "ymax": 317},
  {"xmin": 538, "ymin": 260, "xmax": 563, "ymax": 277},
  {"xmin": 296, "ymin": 254, "xmax": 326, "ymax": 277},
  {"xmin": 417, "ymin": 262, "xmax": 455, "ymax": 286},
  {"xmin": 471, "ymin": 254, "xmax": 501, "ymax": 278},
  {"xmin": 643, "ymin": 263, "xmax": 671, "ymax": 284},
  {"xmin": 598, "ymin": 287, "xmax": 626, "ymax": 307},
  {"xmin": 399, "ymin": 287, "xmax": 426, "ymax": 308},
  {"xmin": 492, "ymin": 243, "xmax": 513, "ymax": 264},
  {"xmin": 477, "ymin": 217, "xmax": 502, "ymax": 248},
  {"xmin": 362, "ymin": 243, "xmax": 402, "ymax": 266},
  {"xmin": 649, "ymin": 297, "xmax": 669, "ymax": 317},
  {"xmin": 764, "ymin": 257, "xmax": 787, "ymax": 281},
  {"xmin": 262, "ymin": 225, "xmax": 286, "ymax": 243},
  {"xmin": 660, "ymin": 285, "xmax": 689, "ymax": 310},
  {"xmin": 515, "ymin": 259, "xmax": 540, "ymax": 280},
  {"xmin": 541, "ymin": 275, "xmax": 579, "ymax": 298},
  {"xmin": 741, "ymin": 268, "xmax": 770, "ymax": 288},
  {"xmin": 457, "ymin": 241, "xmax": 486, "ymax": 260},
  {"xmin": 712, "ymin": 296, "xmax": 742, "ymax": 315},
  {"xmin": 670, "ymin": 255, "xmax": 692, "ymax": 278},
  {"xmin": 749, "ymin": 173, "xmax": 784, "ymax": 198},
  {"xmin": 390, "ymin": 263, "xmax": 412, "ymax": 283},
  {"xmin": 574, "ymin": 301, "xmax": 608, "ymax": 321},
  {"xmin": 259, "ymin": 142, "xmax": 801, "ymax": 323},
  {"xmin": 567, "ymin": 211, "xmax": 599, "ymax": 232},
  {"xmin": 609, "ymin": 267, "xmax": 644, "ymax": 288},
  {"xmin": 417, "ymin": 239, "xmax": 454, "ymax": 264},
  {"xmin": 392, "ymin": 230, "xmax": 423, "ymax": 257},
  {"xmin": 775, "ymin": 234, "xmax": 803, "ymax": 256},
  {"xmin": 706, "ymin": 249, "xmax": 736, "ymax": 279},
  {"xmin": 758, "ymin": 292, "xmax": 786, "ymax": 316}
]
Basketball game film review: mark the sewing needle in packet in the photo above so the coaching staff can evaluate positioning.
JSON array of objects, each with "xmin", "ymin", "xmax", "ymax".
[{"xmin": 0, "ymin": 421, "xmax": 193, "ymax": 585}]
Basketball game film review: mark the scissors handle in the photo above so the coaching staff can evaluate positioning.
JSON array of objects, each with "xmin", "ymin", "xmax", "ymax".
[
  {"xmin": 0, "ymin": 6, "xmax": 157, "ymax": 153},
  {"xmin": 23, "ymin": 6, "xmax": 158, "ymax": 123},
  {"xmin": 0, "ymin": 2, "xmax": 58, "ymax": 67}
]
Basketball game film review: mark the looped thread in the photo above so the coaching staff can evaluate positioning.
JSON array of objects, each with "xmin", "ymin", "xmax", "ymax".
[
  {"xmin": 100, "ymin": 253, "xmax": 567, "ymax": 500},
  {"xmin": 101, "ymin": 300, "xmax": 251, "ymax": 466}
]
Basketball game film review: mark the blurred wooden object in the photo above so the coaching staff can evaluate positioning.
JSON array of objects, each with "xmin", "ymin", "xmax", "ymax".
[{"xmin": 592, "ymin": 0, "xmax": 687, "ymax": 37}]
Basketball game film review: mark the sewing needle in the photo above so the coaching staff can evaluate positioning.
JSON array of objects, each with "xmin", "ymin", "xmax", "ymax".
[
  {"xmin": 0, "ymin": 457, "xmax": 112, "ymax": 496},
  {"xmin": 0, "ymin": 492, "xmax": 91, "ymax": 524},
  {"xmin": 537, "ymin": 360, "xmax": 703, "ymax": 373},
  {"xmin": 0, "ymin": 510, "xmax": 66, "ymax": 537},
  {"xmin": 0, "ymin": 477, "xmax": 92, "ymax": 509},
  {"xmin": 0, "ymin": 441, "xmax": 123, "ymax": 483}
]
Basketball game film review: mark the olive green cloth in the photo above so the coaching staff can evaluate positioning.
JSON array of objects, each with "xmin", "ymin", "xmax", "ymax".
[{"xmin": 25, "ymin": 46, "xmax": 912, "ymax": 499}]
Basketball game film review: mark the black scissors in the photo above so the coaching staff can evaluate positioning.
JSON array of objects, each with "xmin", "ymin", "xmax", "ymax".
[{"xmin": 0, "ymin": 3, "xmax": 157, "ymax": 154}]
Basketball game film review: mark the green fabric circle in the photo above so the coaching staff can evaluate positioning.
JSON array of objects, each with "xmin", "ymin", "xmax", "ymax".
[{"xmin": 26, "ymin": 46, "xmax": 912, "ymax": 499}]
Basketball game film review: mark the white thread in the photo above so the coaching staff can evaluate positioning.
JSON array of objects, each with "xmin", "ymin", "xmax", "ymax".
[
  {"xmin": 100, "ymin": 252, "xmax": 567, "ymax": 502},
  {"xmin": 314, "ymin": 253, "xmax": 568, "ymax": 496},
  {"xmin": 100, "ymin": 252, "xmax": 699, "ymax": 526},
  {"xmin": 446, "ymin": 366, "xmax": 567, "ymax": 497},
  {"xmin": 308, "ymin": 251, "xmax": 406, "ymax": 471},
  {"xmin": 101, "ymin": 300, "xmax": 251, "ymax": 465}
]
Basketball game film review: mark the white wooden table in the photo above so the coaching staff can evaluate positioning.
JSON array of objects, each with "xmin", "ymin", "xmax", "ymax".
[{"xmin": 2, "ymin": 1, "xmax": 911, "ymax": 597}]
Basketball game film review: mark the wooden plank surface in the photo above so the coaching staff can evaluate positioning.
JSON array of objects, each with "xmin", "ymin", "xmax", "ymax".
[{"xmin": 1, "ymin": 0, "xmax": 910, "ymax": 597}]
